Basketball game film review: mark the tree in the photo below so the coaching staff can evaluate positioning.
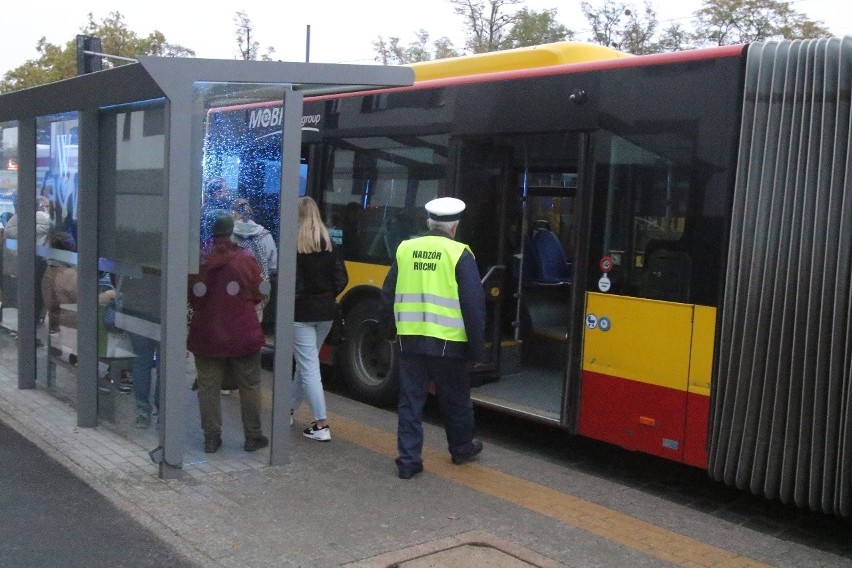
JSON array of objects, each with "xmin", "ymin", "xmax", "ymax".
[
  {"xmin": 80, "ymin": 12, "xmax": 194, "ymax": 60},
  {"xmin": 619, "ymin": 3, "xmax": 659, "ymax": 54},
  {"xmin": 656, "ymin": 23, "xmax": 695, "ymax": 52},
  {"xmin": 692, "ymin": 0, "xmax": 830, "ymax": 45},
  {"xmin": 450, "ymin": 0, "xmax": 524, "ymax": 53},
  {"xmin": 433, "ymin": 37, "xmax": 461, "ymax": 60},
  {"xmin": 581, "ymin": 0, "xmax": 659, "ymax": 54},
  {"xmin": 373, "ymin": 0, "xmax": 542, "ymax": 63},
  {"xmin": 234, "ymin": 11, "xmax": 275, "ymax": 61},
  {"xmin": 500, "ymin": 7, "xmax": 574, "ymax": 49},
  {"xmin": 373, "ymin": 31, "xmax": 460, "ymax": 64},
  {"xmin": 0, "ymin": 12, "xmax": 194, "ymax": 93}
]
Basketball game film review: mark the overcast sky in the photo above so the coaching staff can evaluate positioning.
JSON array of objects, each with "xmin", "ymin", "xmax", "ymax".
[{"xmin": 2, "ymin": 0, "xmax": 849, "ymax": 76}]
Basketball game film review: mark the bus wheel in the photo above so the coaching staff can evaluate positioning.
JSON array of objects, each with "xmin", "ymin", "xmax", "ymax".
[{"xmin": 339, "ymin": 299, "xmax": 399, "ymax": 407}]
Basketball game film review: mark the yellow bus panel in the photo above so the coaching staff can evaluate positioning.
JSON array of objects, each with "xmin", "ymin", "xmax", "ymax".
[
  {"xmin": 583, "ymin": 293, "xmax": 693, "ymax": 391},
  {"xmin": 408, "ymin": 41, "xmax": 630, "ymax": 82},
  {"xmin": 688, "ymin": 305, "xmax": 716, "ymax": 397}
]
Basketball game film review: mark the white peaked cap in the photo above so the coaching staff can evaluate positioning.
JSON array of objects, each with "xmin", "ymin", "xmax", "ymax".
[{"xmin": 425, "ymin": 197, "xmax": 466, "ymax": 221}]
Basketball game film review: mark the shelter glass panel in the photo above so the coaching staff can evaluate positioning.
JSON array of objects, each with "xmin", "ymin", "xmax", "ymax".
[
  {"xmin": 190, "ymin": 83, "xmax": 288, "ymax": 458},
  {"xmin": 37, "ymin": 112, "xmax": 80, "ymax": 402},
  {"xmin": 0, "ymin": 121, "xmax": 18, "ymax": 333},
  {"xmin": 197, "ymin": 83, "xmax": 289, "ymax": 339},
  {"xmin": 96, "ymin": 100, "xmax": 166, "ymax": 437}
]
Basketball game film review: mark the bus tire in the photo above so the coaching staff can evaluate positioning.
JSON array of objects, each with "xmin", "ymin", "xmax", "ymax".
[{"xmin": 338, "ymin": 299, "xmax": 399, "ymax": 407}]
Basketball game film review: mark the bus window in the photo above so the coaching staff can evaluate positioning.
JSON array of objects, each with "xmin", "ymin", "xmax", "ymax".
[
  {"xmin": 321, "ymin": 135, "xmax": 448, "ymax": 264},
  {"xmin": 589, "ymin": 132, "xmax": 723, "ymax": 306}
]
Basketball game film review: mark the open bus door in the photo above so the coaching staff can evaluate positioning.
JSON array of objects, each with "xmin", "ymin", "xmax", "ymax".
[
  {"xmin": 453, "ymin": 142, "xmax": 510, "ymax": 384},
  {"xmin": 455, "ymin": 135, "xmax": 584, "ymax": 424}
]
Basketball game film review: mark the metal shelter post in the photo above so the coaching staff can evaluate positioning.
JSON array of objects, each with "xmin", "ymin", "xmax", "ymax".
[
  {"xmin": 270, "ymin": 88, "xmax": 303, "ymax": 466},
  {"xmin": 160, "ymin": 94, "xmax": 192, "ymax": 478},
  {"xmin": 76, "ymin": 109, "xmax": 100, "ymax": 426},
  {"xmin": 16, "ymin": 119, "xmax": 36, "ymax": 390}
]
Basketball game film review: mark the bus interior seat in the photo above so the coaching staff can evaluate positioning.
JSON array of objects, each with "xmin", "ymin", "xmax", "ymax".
[
  {"xmin": 640, "ymin": 240, "xmax": 691, "ymax": 303},
  {"xmin": 505, "ymin": 223, "xmax": 573, "ymax": 359},
  {"xmin": 527, "ymin": 221, "xmax": 572, "ymax": 286}
]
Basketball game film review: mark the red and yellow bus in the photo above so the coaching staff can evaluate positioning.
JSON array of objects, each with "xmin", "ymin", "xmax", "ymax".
[{"xmin": 202, "ymin": 38, "xmax": 852, "ymax": 516}]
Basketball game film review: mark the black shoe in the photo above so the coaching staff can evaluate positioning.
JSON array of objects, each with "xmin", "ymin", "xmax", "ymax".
[
  {"xmin": 244, "ymin": 435, "xmax": 269, "ymax": 452},
  {"xmin": 451, "ymin": 440, "xmax": 483, "ymax": 465},
  {"xmin": 204, "ymin": 435, "xmax": 222, "ymax": 454},
  {"xmin": 398, "ymin": 463, "xmax": 424, "ymax": 479}
]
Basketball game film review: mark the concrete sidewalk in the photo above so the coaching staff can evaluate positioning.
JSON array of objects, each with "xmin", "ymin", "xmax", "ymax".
[
  {"xmin": 0, "ymin": 339, "xmax": 578, "ymax": 567},
  {"xmin": 2, "ymin": 330, "xmax": 852, "ymax": 567}
]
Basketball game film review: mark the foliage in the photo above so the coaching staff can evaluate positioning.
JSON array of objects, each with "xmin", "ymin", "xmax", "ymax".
[
  {"xmin": 655, "ymin": 24, "xmax": 695, "ymax": 52},
  {"xmin": 450, "ymin": 0, "xmax": 524, "ymax": 53},
  {"xmin": 500, "ymin": 8, "xmax": 573, "ymax": 49},
  {"xmin": 692, "ymin": 0, "xmax": 830, "ymax": 45},
  {"xmin": 373, "ymin": 2, "xmax": 571, "ymax": 63},
  {"xmin": 433, "ymin": 37, "xmax": 461, "ymax": 60},
  {"xmin": 233, "ymin": 11, "xmax": 275, "ymax": 61},
  {"xmin": 373, "ymin": 30, "xmax": 460, "ymax": 64},
  {"xmin": 0, "ymin": 11, "xmax": 194, "ymax": 93},
  {"xmin": 580, "ymin": 0, "xmax": 658, "ymax": 54},
  {"xmin": 371, "ymin": 0, "xmax": 834, "ymax": 64}
]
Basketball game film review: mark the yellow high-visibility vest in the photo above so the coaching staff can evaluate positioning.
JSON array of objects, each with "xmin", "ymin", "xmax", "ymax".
[{"xmin": 394, "ymin": 235, "xmax": 472, "ymax": 342}]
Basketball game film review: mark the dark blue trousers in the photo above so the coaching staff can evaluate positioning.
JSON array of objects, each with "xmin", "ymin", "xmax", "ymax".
[{"xmin": 396, "ymin": 353, "xmax": 476, "ymax": 472}]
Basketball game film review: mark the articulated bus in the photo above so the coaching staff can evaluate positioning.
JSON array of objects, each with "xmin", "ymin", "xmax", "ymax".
[{"xmin": 202, "ymin": 38, "xmax": 852, "ymax": 516}]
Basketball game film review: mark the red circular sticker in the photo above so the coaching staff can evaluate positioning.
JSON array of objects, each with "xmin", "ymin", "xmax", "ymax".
[{"xmin": 599, "ymin": 256, "xmax": 613, "ymax": 273}]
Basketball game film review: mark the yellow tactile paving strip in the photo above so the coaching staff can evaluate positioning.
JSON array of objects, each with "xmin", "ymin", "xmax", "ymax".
[{"xmin": 323, "ymin": 411, "xmax": 772, "ymax": 568}]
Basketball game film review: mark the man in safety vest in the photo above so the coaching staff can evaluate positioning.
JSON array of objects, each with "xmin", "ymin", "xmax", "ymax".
[{"xmin": 380, "ymin": 197, "xmax": 487, "ymax": 479}]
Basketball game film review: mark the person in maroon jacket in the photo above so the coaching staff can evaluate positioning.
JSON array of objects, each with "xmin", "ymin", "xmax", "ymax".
[{"xmin": 188, "ymin": 210, "xmax": 268, "ymax": 454}]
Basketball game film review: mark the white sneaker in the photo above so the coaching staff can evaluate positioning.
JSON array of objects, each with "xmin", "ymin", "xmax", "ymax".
[{"xmin": 303, "ymin": 422, "xmax": 331, "ymax": 441}]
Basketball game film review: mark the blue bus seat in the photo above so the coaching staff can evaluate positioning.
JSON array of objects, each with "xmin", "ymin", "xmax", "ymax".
[{"xmin": 528, "ymin": 227, "xmax": 572, "ymax": 285}]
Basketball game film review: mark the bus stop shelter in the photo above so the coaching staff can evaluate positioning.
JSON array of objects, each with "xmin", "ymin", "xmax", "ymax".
[{"xmin": 0, "ymin": 57, "xmax": 412, "ymax": 478}]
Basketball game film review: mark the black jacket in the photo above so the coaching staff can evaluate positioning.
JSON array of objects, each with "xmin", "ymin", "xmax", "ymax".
[{"xmin": 294, "ymin": 246, "xmax": 348, "ymax": 322}]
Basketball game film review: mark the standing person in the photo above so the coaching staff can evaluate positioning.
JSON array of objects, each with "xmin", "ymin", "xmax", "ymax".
[
  {"xmin": 380, "ymin": 197, "xmax": 487, "ymax": 479},
  {"xmin": 5, "ymin": 197, "xmax": 52, "ymax": 318},
  {"xmin": 187, "ymin": 210, "xmax": 268, "ymax": 453},
  {"xmin": 200, "ymin": 178, "xmax": 233, "ymax": 242},
  {"xmin": 121, "ymin": 268, "xmax": 161, "ymax": 429},
  {"xmin": 231, "ymin": 197, "xmax": 277, "ymax": 320},
  {"xmin": 292, "ymin": 196, "xmax": 348, "ymax": 442},
  {"xmin": 33, "ymin": 197, "xmax": 52, "ymax": 327},
  {"xmin": 41, "ymin": 229, "xmax": 79, "ymax": 334}
]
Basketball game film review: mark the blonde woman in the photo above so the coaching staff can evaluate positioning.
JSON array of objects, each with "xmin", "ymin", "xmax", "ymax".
[{"xmin": 292, "ymin": 197, "xmax": 348, "ymax": 441}]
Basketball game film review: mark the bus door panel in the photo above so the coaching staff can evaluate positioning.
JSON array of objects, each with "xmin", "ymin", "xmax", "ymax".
[
  {"xmin": 578, "ymin": 292, "xmax": 691, "ymax": 462},
  {"xmin": 455, "ymin": 142, "xmax": 512, "ymax": 378},
  {"xmin": 683, "ymin": 305, "xmax": 715, "ymax": 468}
]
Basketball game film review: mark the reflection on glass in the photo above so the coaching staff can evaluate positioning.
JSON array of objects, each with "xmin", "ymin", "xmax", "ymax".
[
  {"xmin": 36, "ymin": 112, "xmax": 80, "ymax": 404},
  {"xmin": 97, "ymin": 101, "xmax": 165, "ymax": 433},
  {"xmin": 320, "ymin": 137, "xmax": 445, "ymax": 265},
  {"xmin": 195, "ymin": 82, "xmax": 288, "ymax": 335},
  {"xmin": 590, "ymin": 132, "xmax": 723, "ymax": 305},
  {"xmin": 0, "ymin": 121, "xmax": 18, "ymax": 332}
]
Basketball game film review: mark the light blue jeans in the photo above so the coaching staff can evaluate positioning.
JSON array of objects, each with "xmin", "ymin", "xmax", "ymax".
[
  {"xmin": 129, "ymin": 333, "xmax": 159, "ymax": 420},
  {"xmin": 291, "ymin": 320, "xmax": 333, "ymax": 421}
]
